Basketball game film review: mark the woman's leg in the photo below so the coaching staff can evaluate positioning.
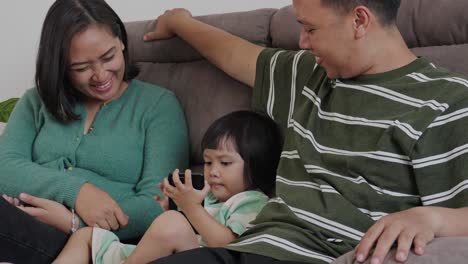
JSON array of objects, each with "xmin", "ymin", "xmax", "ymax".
[
  {"xmin": 53, "ymin": 227, "xmax": 93, "ymax": 264},
  {"xmin": 126, "ymin": 210, "xmax": 199, "ymax": 264},
  {"xmin": 0, "ymin": 198, "xmax": 69, "ymax": 263}
]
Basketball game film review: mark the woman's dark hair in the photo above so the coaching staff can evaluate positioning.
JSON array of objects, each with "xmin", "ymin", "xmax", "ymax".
[
  {"xmin": 321, "ymin": 0, "xmax": 401, "ymax": 26},
  {"xmin": 35, "ymin": 0, "xmax": 139, "ymax": 122},
  {"xmin": 201, "ymin": 110, "xmax": 283, "ymax": 197}
]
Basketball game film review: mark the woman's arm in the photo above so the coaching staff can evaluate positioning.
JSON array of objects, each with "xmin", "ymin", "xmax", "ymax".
[
  {"xmin": 0, "ymin": 90, "xmax": 87, "ymax": 207},
  {"xmin": 0, "ymin": 90, "xmax": 127, "ymax": 230},
  {"xmin": 111, "ymin": 92, "xmax": 189, "ymax": 239}
]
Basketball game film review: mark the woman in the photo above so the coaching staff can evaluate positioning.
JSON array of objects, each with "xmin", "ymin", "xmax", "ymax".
[{"xmin": 0, "ymin": 0, "xmax": 188, "ymax": 262}]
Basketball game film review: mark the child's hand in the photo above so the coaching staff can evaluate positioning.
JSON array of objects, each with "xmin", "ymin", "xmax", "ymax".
[
  {"xmin": 355, "ymin": 207, "xmax": 442, "ymax": 264},
  {"xmin": 163, "ymin": 169, "xmax": 210, "ymax": 212},
  {"xmin": 153, "ymin": 183, "xmax": 169, "ymax": 211}
]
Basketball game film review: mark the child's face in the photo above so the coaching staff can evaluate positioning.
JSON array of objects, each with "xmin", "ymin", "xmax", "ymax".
[{"xmin": 203, "ymin": 139, "xmax": 247, "ymax": 202}]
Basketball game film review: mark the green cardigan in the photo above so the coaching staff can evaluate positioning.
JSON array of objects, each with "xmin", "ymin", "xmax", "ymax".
[{"xmin": 0, "ymin": 80, "xmax": 189, "ymax": 239}]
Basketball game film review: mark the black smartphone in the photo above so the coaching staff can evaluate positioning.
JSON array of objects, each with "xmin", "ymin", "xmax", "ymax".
[{"xmin": 167, "ymin": 172, "xmax": 205, "ymax": 210}]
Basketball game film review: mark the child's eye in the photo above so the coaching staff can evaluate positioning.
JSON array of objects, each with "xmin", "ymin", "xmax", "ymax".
[
  {"xmin": 204, "ymin": 161, "xmax": 212, "ymax": 166},
  {"xmin": 221, "ymin": 162, "xmax": 232, "ymax": 166}
]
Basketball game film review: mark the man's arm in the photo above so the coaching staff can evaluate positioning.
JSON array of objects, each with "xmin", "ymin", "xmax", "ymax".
[{"xmin": 144, "ymin": 8, "xmax": 264, "ymax": 88}]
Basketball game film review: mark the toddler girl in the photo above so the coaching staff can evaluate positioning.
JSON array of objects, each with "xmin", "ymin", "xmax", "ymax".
[{"xmin": 54, "ymin": 110, "xmax": 282, "ymax": 264}]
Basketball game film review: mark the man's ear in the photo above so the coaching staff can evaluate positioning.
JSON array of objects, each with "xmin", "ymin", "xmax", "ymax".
[{"xmin": 352, "ymin": 6, "xmax": 372, "ymax": 39}]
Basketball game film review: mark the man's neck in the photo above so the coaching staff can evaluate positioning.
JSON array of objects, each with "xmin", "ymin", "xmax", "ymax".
[{"xmin": 362, "ymin": 28, "xmax": 417, "ymax": 75}]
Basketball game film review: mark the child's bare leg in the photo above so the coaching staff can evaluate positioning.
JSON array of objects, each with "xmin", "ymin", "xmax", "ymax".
[
  {"xmin": 53, "ymin": 227, "xmax": 93, "ymax": 264},
  {"xmin": 125, "ymin": 210, "xmax": 198, "ymax": 264}
]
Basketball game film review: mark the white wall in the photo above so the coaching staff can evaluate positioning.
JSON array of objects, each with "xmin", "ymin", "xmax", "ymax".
[{"xmin": 0, "ymin": 1, "xmax": 290, "ymax": 101}]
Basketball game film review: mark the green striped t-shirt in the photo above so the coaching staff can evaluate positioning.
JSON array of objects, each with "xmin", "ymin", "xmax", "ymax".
[{"xmin": 227, "ymin": 49, "xmax": 468, "ymax": 263}]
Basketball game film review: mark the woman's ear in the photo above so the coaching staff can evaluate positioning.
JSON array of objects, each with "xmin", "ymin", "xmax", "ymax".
[{"xmin": 120, "ymin": 40, "xmax": 125, "ymax": 51}]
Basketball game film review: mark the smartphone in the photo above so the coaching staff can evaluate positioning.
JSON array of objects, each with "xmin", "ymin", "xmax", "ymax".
[{"xmin": 167, "ymin": 172, "xmax": 204, "ymax": 210}]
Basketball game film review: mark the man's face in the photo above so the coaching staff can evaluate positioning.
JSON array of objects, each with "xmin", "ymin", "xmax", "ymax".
[{"xmin": 293, "ymin": 0, "xmax": 357, "ymax": 79}]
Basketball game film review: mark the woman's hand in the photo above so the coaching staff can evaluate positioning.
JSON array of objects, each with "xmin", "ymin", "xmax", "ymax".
[
  {"xmin": 153, "ymin": 182, "xmax": 169, "ymax": 211},
  {"xmin": 355, "ymin": 207, "xmax": 443, "ymax": 264},
  {"xmin": 143, "ymin": 8, "xmax": 193, "ymax": 41},
  {"xmin": 75, "ymin": 183, "xmax": 128, "ymax": 231},
  {"xmin": 163, "ymin": 169, "xmax": 210, "ymax": 212},
  {"xmin": 3, "ymin": 193, "xmax": 76, "ymax": 234},
  {"xmin": 2, "ymin": 194, "xmax": 21, "ymax": 206}
]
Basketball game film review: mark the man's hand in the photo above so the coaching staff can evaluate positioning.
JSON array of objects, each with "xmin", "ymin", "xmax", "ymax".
[
  {"xmin": 355, "ymin": 207, "xmax": 442, "ymax": 264},
  {"xmin": 4, "ymin": 193, "xmax": 76, "ymax": 233},
  {"xmin": 75, "ymin": 183, "xmax": 128, "ymax": 231},
  {"xmin": 163, "ymin": 169, "xmax": 210, "ymax": 212},
  {"xmin": 143, "ymin": 8, "xmax": 193, "ymax": 41}
]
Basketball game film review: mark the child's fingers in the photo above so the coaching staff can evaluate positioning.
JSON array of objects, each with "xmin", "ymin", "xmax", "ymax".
[
  {"xmin": 201, "ymin": 181, "xmax": 211, "ymax": 195},
  {"xmin": 185, "ymin": 169, "xmax": 193, "ymax": 188},
  {"xmin": 158, "ymin": 182, "xmax": 164, "ymax": 192},
  {"xmin": 172, "ymin": 170, "xmax": 184, "ymax": 189},
  {"xmin": 163, "ymin": 178, "xmax": 175, "ymax": 195}
]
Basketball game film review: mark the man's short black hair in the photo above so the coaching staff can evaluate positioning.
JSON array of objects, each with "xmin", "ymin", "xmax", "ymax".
[
  {"xmin": 201, "ymin": 111, "xmax": 283, "ymax": 197},
  {"xmin": 321, "ymin": 0, "xmax": 401, "ymax": 26}
]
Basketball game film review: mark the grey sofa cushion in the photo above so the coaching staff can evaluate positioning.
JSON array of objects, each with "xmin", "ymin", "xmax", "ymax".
[{"xmin": 397, "ymin": 0, "xmax": 468, "ymax": 75}]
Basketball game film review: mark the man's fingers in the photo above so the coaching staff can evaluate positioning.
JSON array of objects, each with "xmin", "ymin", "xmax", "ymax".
[
  {"xmin": 143, "ymin": 31, "xmax": 158, "ymax": 41},
  {"xmin": 355, "ymin": 222, "xmax": 385, "ymax": 262},
  {"xmin": 371, "ymin": 226, "xmax": 401, "ymax": 264},
  {"xmin": 413, "ymin": 232, "xmax": 433, "ymax": 255},
  {"xmin": 395, "ymin": 230, "xmax": 416, "ymax": 262}
]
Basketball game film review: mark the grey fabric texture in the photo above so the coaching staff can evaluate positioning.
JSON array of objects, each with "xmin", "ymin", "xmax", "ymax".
[
  {"xmin": 123, "ymin": 2, "xmax": 468, "ymax": 260},
  {"xmin": 333, "ymin": 237, "xmax": 468, "ymax": 264}
]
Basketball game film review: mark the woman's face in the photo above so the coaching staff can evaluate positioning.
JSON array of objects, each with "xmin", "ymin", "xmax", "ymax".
[{"xmin": 67, "ymin": 24, "xmax": 127, "ymax": 105}]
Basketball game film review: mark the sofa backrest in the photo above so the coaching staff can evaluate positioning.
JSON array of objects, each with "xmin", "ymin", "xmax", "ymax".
[
  {"xmin": 125, "ymin": 0, "xmax": 468, "ymax": 169},
  {"xmin": 126, "ymin": 9, "xmax": 276, "ymax": 168}
]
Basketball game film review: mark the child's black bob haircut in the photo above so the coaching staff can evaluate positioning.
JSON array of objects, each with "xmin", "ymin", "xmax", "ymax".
[{"xmin": 201, "ymin": 110, "xmax": 283, "ymax": 197}]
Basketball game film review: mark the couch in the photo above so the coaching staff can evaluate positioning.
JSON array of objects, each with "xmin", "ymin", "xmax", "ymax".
[{"xmin": 123, "ymin": 0, "xmax": 468, "ymax": 263}]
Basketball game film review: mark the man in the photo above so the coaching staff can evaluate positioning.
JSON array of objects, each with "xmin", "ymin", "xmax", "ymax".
[{"xmin": 144, "ymin": 1, "xmax": 468, "ymax": 263}]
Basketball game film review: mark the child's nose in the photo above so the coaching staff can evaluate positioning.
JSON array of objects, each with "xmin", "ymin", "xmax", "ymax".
[{"xmin": 210, "ymin": 168, "xmax": 220, "ymax": 177}]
